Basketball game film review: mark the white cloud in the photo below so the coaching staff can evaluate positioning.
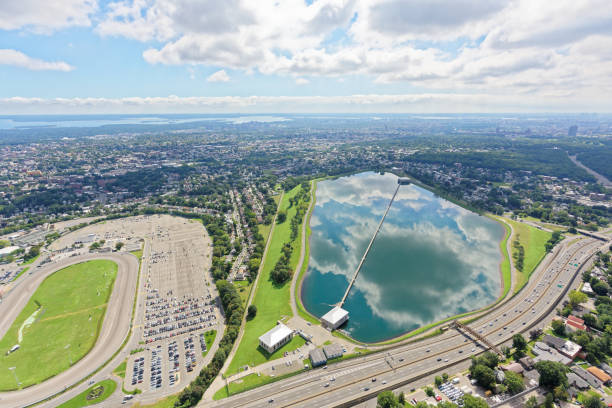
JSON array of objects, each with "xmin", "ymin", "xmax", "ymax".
[
  {"xmin": 0, "ymin": 0, "xmax": 96, "ymax": 32},
  {"xmin": 206, "ymin": 69, "xmax": 230, "ymax": 82},
  {"xmin": 295, "ymin": 77, "xmax": 309, "ymax": 85},
  {"xmin": 0, "ymin": 49, "xmax": 74, "ymax": 71},
  {"xmin": 92, "ymin": 0, "xmax": 612, "ymax": 103},
  {"xmin": 2, "ymin": 92, "xmax": 611, "ymax": 114}
]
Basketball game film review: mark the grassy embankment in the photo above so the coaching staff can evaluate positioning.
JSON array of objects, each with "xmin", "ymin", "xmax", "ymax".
[
  {"xmin": 0, "ymin": 260, "xmax": 117, "ymax": 390},
  {"xmin": 225, "ymin": 185, "xmax": 308, "ymax": 375},
  {"xmin": 57, "ymin": 379, "xmax": 117, "ymax": 408},
  {"xmin": 202, "ymin": 329, "xmax": 217, "ymax": 358},
  {"xmin": 294, "ymin": 179, "xmax": 323, "ymax": 326},
  {"xmin": 129, "ymin": 394, "xmax": 179, "ymax": 408},
  {"xmin": 502, "ymin": 217, "xmax": 552, "ymax": 293}
]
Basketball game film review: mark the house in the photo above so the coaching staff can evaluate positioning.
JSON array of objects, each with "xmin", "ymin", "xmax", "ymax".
[
  {"xmin": 519, "ymin": 356, "xmax": 535, "ymax": 371},
  {"xmin": 572, "ymin": 366, "xmax": 604, "ymax": 389},
  {"xmin": 532, "ymin": 342, "xmax": 571, "ymax": 365},
  {"xmin": 587, "ymin": 367, "xmax": 612, "ymax": 385},
  {"xmin": 501, "ymin": 363, "xmax": 524, "ymax": 374},
  {"xmin": 258, "ymin": 322, "xmax": 293, "ymax": 354},
  {"xmin": 566, "ymin": 315, "xmax": 587, "ymax": 332},
  {"xmin": 543, "ymin": 334, "xmax": 582, "ymax": 360},
  {"xmin": 582, "ymin": 282, "xmax": 594, "ymax": 295},
  {"xmin": 322, "ymin": 344, "xmax": 343, "ymax": 360}
]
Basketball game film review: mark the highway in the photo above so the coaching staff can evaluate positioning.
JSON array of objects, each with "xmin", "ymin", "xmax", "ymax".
[
  {"xmin": 0, "ymin": 253, "xmax": 139, "ymax": 408},
  {"xmin": 203, "ymin": 235, "xmax": 608, "ymax": 408}
]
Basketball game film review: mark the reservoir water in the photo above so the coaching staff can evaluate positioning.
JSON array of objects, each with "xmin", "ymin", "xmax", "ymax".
[{"xmin": 301, "ymin": 172, "xmax": 505, "ymax": 342}]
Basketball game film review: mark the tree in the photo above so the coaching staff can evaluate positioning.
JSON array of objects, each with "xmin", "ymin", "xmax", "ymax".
[
  {"xmin": 512, "ymin": 334, "xmax": 527, "ymax": 353},
  {"xmin": 584, "ymin": 394, "xmax": 605, "ymax": 408},
  {"xmin": 425, "ymin": 386, "xmax": 435, "ymax": 397},
  {"xmin": 593, "ymin": 281, "xmax": 609, "ymax": 296},
  {"xmin": 398, "ymin": 392, "xmax": 405, "ymax": 405},
  {"xmin": 276, "ymin": 210, "xmax": 287, "ymax": 224},
  {"xmin": 435, "ymin": 376, "xmax": 443, "ymax": 387},
  {"xmin": 544, "ymin": 393, "xmax": 554, "ymax": 408},
  {"xmin": 471, "ymin": 364, "xmax": 496, "ymax": 389},
  {"xmin": 115, "ymin": 241, "xmax": 124, "ymax": 251},
  {"xmin": 529, "ymin": 328, "xmax": 543, "ymax": 341},
  {"xmin": 569, "ymin": 290, "xmax": 588, "ymax": 308},
  {"xmin": 462, "ymin": 394, "xmax": 489, "ymax": 408},
  {"xmin": 376, "ymin": 391, "xmax": 400, "ymax": 408},
  {"xmin": 553, "ymin": 385, "xmax": 569, "ymax": 401},
  {"xmin": 247, "ymin": 305, "xmax": 257, "ymax": 320},
  {"xmin": 535, "ymin": 360, "xmax": 568, "ymax": 389},
  {"xmin": 525, "ymin": 396, "xmax": 538, "ymax": 408},
  {"xmin": 503, "ymin": 370, "xmax": 525, "ymax": 394},
  {"xmin": 551, "ymin": 319, "xmax": 566, "ymax": 336}
]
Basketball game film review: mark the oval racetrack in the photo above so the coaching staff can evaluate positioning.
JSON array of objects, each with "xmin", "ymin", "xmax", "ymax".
[{"xmin": 0, "ymin": 253, "xmax": 138, "ymax": 408}]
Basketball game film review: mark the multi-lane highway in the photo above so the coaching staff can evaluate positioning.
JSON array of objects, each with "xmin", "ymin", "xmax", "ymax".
[
  {"xmin": 0, "ymin": 253, "xmax": 139, "ymax": 408},
  {"xmin": 204, "ymin": 235, "xmax": 607, "ymax": 408}
]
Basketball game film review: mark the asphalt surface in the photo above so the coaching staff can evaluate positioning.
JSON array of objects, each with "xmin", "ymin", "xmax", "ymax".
[
  {"xmin": 0, "ymin": 252, "xmax": 139, "ymax": 408},
  {"xmin": 203, "ymin": 236, "xmax": 608, "ymax": 408}
]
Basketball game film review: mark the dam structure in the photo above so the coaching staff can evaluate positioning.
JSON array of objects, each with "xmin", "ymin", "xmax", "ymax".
[{"xmin": 321, "ymin": 177, "xmax": 408, "ymax": 330}]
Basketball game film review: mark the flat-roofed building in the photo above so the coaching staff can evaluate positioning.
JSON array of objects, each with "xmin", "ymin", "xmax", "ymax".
[
  {"xmin": 323, "ymin": 344, "xmax": 343, "ymax": 360},
  {"xmin": 587, "ymin": 367, "xmax": 612, "ymax": 385},
  {"xmin": 309, "ymin": 348, "xmax": 327, "ymax": 367},
  {"xmin": 258, "ymin": 322, "xmax": 293, "ymax": 354},
  {"xmin": 321, "ymin": 306, "xmax": 349, "ymax": 330}
]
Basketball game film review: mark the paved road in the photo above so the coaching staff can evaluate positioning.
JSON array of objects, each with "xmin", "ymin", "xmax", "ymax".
[
  {"xmin": 201, "ymin": 235, "xmax": 609, "ymax": 408},
  {"xmin": 0, "ymin": 253, "xmax": 139, "ymax": 408},
  {"xmin": 203, "ymin": 192, "xmax": 284, "ymax": 400}
]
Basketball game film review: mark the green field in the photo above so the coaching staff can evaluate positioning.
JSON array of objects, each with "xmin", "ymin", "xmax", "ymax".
[
  {"xmin": 57, "ymin": 379, "xmax": 117, "ymax": 408},
  {"xmin": 0, "ymin": 260, "xmax": 118, "ymax": 390},
  {"xmin": 131, "ymin": 394, "xmax": 179, "ymax": 408},
  {"xmin": 113, "ymin": 359, "xmax": 127, "ymax": 379},
  {"xmin": 504, "ymin": 218, "xmax": 553, "ymax": 292},
  {"xmin": 226, "ymin": 185, "xmax": 307, "ymax": 375},
  {"xmin": 202, "ymin": 329, "xmax": 217, "ymax": 358}
]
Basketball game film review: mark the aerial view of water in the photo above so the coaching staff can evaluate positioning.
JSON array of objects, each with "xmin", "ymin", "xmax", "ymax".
[
  {"xmin": 300, "ymin": 172, "xmax": 505, "ymax": 343},
  {"xmin": 0, "ymin": 115, "xmax": 291, "ymax": 130}
]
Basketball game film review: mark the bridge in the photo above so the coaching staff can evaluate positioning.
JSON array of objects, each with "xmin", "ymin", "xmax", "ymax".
[
  {"xmin": 451, "ymin": 320, "xmax": 503, "ymax": 356},
  {"xmin": 577, "ymin": 229, "xmax": 609, "ymax": 242},
  {"xmin": 339, "ymin": 183, "xmax": 401, "ymax": 307}
]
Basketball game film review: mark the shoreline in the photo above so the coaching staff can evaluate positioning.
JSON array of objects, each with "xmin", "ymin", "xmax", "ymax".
[{"xmin": 295, "ymin": 171, "xmax": 514, "ymax": 346}]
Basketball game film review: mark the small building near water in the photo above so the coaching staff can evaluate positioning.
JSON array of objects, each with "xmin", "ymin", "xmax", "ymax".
[{"xmin": 321, "ymin": 306, "xmax": 349, "ymax": 330}]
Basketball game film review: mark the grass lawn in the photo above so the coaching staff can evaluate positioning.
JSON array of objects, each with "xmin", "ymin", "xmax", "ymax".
[
  {"xmin": 0, "ymin": 260, "xmax": 117, "ymax": 390},
  {"xmin": 130, "ymin": 394, "xmax": 179, "ymax": 408},
  {"xmin": 130, "ymin": 249, "xmax": 143, "ymax": 260},
  {"xmin": 226, "ymin": 185, "xmax": 307, "ymax": 375},
  {"xmin": 57, "ymin": 379, "xmax": 117, "ymax": 408},
  {"xmin": 113, "ymin": 359, "xmax": 127, "ymax": 379},
  {"xmin": 214, "ymin": 369, "xmax": 307, "ymax": 400},
  {"xmin": 503, "ymin": 218, "xmax": 552, "ymax": 292},
  {"xmin": 234, "ymin": 280, "xmax": 252, "ymax": 307},
  {"xmin": 202, "ymin": 329, "xmax": 217, "ymax": 358}
]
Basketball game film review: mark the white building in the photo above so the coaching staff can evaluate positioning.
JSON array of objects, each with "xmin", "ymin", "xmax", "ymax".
[
  {"xmin": 582, "ymin": 282, "xmax": 594, "ymax": 295},
  {"xmin": 258, "ymin": 322, "xmax": 293, "ymax": 354},
  {"xmin": 321, "ymin": 306, "xmax": 349, "ymax": 330}
]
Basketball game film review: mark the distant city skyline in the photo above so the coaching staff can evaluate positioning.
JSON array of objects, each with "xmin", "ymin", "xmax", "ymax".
[{"xmin": 1, "ymin": 0, "xmax": 611, "ymax": 113}]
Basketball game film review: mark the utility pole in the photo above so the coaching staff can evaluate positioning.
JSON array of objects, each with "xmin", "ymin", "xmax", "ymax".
[{"xmin": 8, "ymin": 367, "xmax": 20, "ymax": 387}]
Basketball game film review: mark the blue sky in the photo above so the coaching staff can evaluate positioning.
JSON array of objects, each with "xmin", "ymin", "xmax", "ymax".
[{"xmin": 0, "ymin": 0, "xmax": 611, "ymax": 113}]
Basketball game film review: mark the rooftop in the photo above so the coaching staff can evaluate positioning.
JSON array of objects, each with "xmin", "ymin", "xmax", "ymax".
[
  {"xmin": 321, "ymin": 306, "xmax": 349, "ymax": 325},
  {"xmin": 258, "ymin": 323, "xmax": 293, "ymax": 348}
]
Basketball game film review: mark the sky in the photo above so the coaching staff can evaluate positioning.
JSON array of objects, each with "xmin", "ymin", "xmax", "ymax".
[{"xmin": 0, "ymin": 0, "xmax": 611, "ymax": 114}]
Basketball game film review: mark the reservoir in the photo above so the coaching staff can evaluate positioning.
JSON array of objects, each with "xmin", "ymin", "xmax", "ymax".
[{"xmin": 300, "ymin": 172, "xmax": 505, "ymax": 343}]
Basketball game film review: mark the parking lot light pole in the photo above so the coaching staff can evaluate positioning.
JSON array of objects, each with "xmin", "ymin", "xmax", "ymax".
[{"xmin": 65, "ymin": 344, "xmax": 73, "ymax": 365}]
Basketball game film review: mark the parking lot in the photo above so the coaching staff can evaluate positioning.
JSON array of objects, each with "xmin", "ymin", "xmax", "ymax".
[{"xmin": 49, "ymin": 214, "xmax": 222, "ymax": 398}]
